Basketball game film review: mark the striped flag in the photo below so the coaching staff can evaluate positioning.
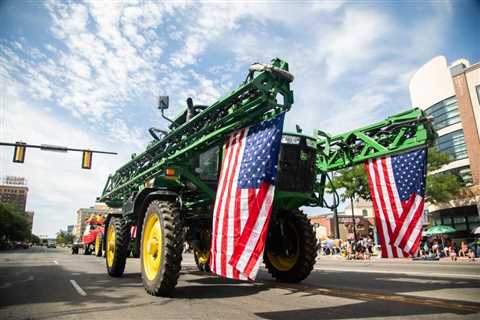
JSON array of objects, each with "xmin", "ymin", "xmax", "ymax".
[
  {"xmin": 210, "ymin": 114, "xmax": 284, "ymax": 280},
  {"xmin": 364, "ymin": 149, "xmax": 427, "ymax": 257}
]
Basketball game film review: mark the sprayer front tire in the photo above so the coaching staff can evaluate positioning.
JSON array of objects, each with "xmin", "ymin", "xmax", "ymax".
[
  {"xmin": 141, "ymin": 200, "xmax": 183, "ymax": 297},
  {"xmin": 264, "ymin": 210, "xmax": 317, "ymax": 283}
]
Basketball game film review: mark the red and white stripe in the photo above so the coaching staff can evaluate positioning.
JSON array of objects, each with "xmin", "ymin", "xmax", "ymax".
[
  {"xmin": 210, "ymin": 128, "xmax": 275, "ymax": 280},
  {"xmin": 365, "ymin": 157, "xmax": 423, "ymax": 258}
]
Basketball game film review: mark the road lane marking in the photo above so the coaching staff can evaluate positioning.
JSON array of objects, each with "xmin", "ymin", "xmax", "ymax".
[
  {"xmin": 69, "ymin": 280, "xmax": 87, "ymax": 296},
  {"xmin": 53, "ymin": 260, "xmax": 59, "ymax": 265},
  {"xmin": 313, "ymin": 266, "xmax": 480, "ymax": 279}
]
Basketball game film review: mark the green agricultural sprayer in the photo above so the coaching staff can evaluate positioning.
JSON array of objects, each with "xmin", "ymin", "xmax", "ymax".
[{"xmin": 97, "ymin": 58, "xmax": 434, "ymax": 296}]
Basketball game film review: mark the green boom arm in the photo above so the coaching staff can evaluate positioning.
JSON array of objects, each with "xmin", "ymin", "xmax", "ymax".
[
  {"xmin": 316, "ymin": 108, "xmax": 434, "ymax": 172},
  {"xmin": 99, "ymin": 59, "xmax": 294, "ymax": 206},
  {"xmin": 314, "ymin": 108, "xmax": 435, "ymax": 206}
]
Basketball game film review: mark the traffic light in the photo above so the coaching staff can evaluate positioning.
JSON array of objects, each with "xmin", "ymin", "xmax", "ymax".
[
  {"xmin": 13, "ymin": 142, "xmax": 26, "ymax": 163},
  {"xmin": 82, "ymin": 150, "xmax": 92, "ymax": 169}
]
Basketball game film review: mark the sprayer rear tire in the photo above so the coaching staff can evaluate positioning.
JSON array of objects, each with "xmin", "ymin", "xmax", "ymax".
[
  {"xmin": 95, "ymin": 233, "xmax": 103, "ymax": 257},
  {"xmin": 106, "ymin": 217, "xmax": 130, "ymax": 277}
]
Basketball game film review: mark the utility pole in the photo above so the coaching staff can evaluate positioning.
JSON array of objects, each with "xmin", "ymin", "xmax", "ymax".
[
  {"xmin": 350, "ymin": 196, "xmax": 357, "ymax": 242},
  {"xmin": 330, "ymin": 171, "xmax": 340, "ymax": 239}
]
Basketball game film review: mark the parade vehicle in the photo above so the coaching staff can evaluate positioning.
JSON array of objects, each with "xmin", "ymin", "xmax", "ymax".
[
  {"xmin": 72, "ymin": 214, "xmax": 105, "ymax": 256},
  {"xmin": 97, "ymin": 58, "xmax": 434, "ymax": 296}
]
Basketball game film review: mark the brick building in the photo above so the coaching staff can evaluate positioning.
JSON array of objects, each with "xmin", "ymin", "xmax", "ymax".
[
  {"xmin": 409, "ymin": 56, "xmax": 480, "ymax": 240},
  {"xmin": 310, "ymin": 213, "xmax": 372, "ymax": 241},
  {"xmin": 0, "ymin": 176, "xmax": 34, "ymax": 233},
  {"xmin": 0, "ymin": 176, "xmax": 28, "ymax": 212}
]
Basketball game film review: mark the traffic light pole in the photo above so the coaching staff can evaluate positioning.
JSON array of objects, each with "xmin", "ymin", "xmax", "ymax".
[
  {"xmin": 0, "ymin": 141, "xmax": 116, "ymax": 169},
  {"xmin": 0, "ymin": 142, "xmax": 117, "ymax": 154}
]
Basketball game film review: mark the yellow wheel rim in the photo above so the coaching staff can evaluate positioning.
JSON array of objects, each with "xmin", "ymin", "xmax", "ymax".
[
  {"xmin": 106, "ymin": 223, "xmax": 115, "ymax": 267},
  {"xmin": 142, "ymin": 213, "xmax": 163, "ymax": 281},
  {"xmin": 267, "ymin": 223, "xmax": 300, "ymax": 271},
  {"xmin": 95, "ymin": 235, "xmax": 101, "ymax": 255},
  {"xmin": 196, "ymin": 249, "xmax": 209, "ymax": 265}
]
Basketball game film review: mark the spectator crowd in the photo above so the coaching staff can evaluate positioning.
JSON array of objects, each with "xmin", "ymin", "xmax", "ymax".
[{"xmin": 318, "ymin": 235, "xmax": 480, "ymax": 262}]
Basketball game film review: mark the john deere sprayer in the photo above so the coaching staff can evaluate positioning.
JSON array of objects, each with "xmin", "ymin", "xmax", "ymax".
[{"xmin": 98, "ymin": 58, "xmax": 434, "ymax": 296}]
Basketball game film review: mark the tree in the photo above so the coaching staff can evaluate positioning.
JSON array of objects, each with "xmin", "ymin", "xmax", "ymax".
[
  {"xmin": 0, "ymin": 203, "xmax": 31, "ymax": 242},
  {"xmin": 424, "ymin": 147, "xmax": 464, "ymax": 204},
  {"xmin": 31, "ymin": 234, "xmax": 41, "ymax": 245},
  {"xmin": 56, "ymin": 230, "xmax": 74, "ymax": 245},
  {"xmin": 328, "ymin": 165, "xmax": 370, "ymax": 241},
  {"xmin": 329, "ymin": 164, "xmax": 370, "ymax": 202}
]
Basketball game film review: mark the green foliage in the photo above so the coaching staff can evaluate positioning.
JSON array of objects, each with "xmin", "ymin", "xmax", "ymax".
[
  {"xmin": 427, "ymin": 147, "xmax": 451, "ymax": 171},
  {"xmin": 329, "ymin": 164, "xmax": 370, "ymax": 202},
  {"xmin": 425, "ymin": 173, "xmax": 463, "ymax": 204},
  {"xmin": 56, "ymin": 229, "xmax": 75, "ymax": 245},
  {"xmin": 0, "ymin": 203, "xmax": 31, "ymax": 241},
  {"xmin": 425, "ymin": 147, "xmax": 464, "ymax": 203},
  {"xmin": 30, "ymin": 234, "xmax": 41, "ymax": 245}
]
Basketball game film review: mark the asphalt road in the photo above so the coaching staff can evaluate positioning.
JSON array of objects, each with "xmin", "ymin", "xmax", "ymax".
[{"xmin": 1, "ymin": 247, "xmax": 479, "ymax": 320}]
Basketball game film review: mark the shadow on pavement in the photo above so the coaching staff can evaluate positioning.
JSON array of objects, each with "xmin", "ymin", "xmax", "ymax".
[
  {"xmin": 255, "ymin": 299, "xmax": 474, "ymax": 320},
  {"xmin": 1, "ymin": 251, "xmax": 479, "ymax": 319},
  {"xmin": 0, "ymin": 264, "xmax": 146, "ymax": 309},
  {"xmin": 175, "ymin": 273, "xmax": 266, "ymax": 299}
]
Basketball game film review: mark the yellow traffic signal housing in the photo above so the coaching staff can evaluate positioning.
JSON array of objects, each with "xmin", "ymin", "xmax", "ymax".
[
  {"xmin": 13, "ymin": 143, "xmax": 26, "ymax": 163},
  {"xmin": 82, "ymin": 150, "xmax": 92, "ymax": 169}
]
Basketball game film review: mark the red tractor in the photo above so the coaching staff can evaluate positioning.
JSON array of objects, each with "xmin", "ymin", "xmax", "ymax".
[{"xmin": 73, "ymin": 214, "xmax": 105, "ymax": 256}]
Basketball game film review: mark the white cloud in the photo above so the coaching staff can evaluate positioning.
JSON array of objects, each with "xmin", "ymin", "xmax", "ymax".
[
  {"xmin": 0, "ymin": 0, "xmax": 457, "ymax": 235},
  {"xmin": 322, "ymin": 8, "xmax": 391, "ymax": 82},
  {"xmin": 0, "ymin": 87, "xmax": 131, "ymax": 237}
]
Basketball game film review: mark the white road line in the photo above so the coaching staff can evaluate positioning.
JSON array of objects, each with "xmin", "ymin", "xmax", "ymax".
[
  {"xmin": 313, "ymin": 267, "xmax": 480, "ymax": 279},
  {"xmin": 53, "ymin": 260, "xmax": 59, "ymax": 265},
  {"xmin": 69, "ymin": 280, "xmax": 87, "ymax": 296}
]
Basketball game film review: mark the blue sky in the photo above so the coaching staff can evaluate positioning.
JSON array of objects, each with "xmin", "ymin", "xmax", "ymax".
[{"xmin": 0, "ymin": 0, "xmax": 479, "ymax": 237}]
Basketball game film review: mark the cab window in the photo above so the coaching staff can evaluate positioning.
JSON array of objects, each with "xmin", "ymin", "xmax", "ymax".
[{"xmin": 195, "ymin": 147, "xmax": 219, "ymax": 181}]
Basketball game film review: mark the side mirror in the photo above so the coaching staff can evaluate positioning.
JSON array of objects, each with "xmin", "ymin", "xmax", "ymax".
[{"xmin": 158, "ymin": 96, "xmax": 169, "ymax": 110}]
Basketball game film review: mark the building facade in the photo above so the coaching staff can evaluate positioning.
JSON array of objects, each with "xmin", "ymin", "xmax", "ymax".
[
  {"xmin": 0, "ymin": 176, "xmax": 28, "ymax": 212},
  {"xmin": 310, "ymin": 213, "xmax": 372, "ymax": 241},
  {"xmin": 409, "ymin": 56, "xmax": 480, "ymax": 239}
]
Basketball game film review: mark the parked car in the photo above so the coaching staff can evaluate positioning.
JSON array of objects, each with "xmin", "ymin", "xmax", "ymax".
[
  {"xmin": 47, "ymin": 241, "xmax": 56, "ymax": 248},
  {"xmin": 15, "ymin": 241, "xmax": 30, "ymax": 249}
]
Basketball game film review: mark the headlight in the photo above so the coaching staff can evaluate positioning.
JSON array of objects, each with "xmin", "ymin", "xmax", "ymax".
[
  {"xmin": 281, "ymin": 135, "xmax": 300, "ymax": 144},
  {"xmin": 306, "ymin": 139, "xmax": 316, "ymax": 148}
]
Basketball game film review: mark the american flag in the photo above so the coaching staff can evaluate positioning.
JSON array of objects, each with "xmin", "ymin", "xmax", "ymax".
[
  {"xmin": 210, "ymin": 114, "xmax": 284, "ymax": 280},
  {"xmin": 364, "ymin": 149, "xmax": 427, "ymax": 258}
]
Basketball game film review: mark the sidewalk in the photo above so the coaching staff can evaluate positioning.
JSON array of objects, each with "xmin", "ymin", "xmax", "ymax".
[{"xmin": 317, "ymin": 254, "xmax": 480, "ymax": 264}]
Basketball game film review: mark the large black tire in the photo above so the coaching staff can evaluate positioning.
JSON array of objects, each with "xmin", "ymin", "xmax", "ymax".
[
  {"xmin": 95, "ymin": 233, "xmax": 103, "ymax": 257},
  {"xmin": 264, "ymin": 210, "xmax": 317, "ymax": 283},
  {"xmin": 141, "ymin": 200, "xmax": 183, "ymax": 297},
  {"xmin": 83, "ymin": 245, "xmax": 91, "ymax": 255},
  {"xmin": 106, "ymin": 217, "xmax": 130, "ymax": 277}
]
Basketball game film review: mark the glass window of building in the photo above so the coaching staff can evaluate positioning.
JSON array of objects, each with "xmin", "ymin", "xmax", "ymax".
[
  {"xmin": 362, "ymin": 209, "xmax": 368, "ymax": 217},
  {"xmin": 476, "ymin": 85, "xmax": 480, "ymax": 105},
  {"xmin": 435, "ymin": 129, "xmax": 468, "ymax": 161},
  {"xmin": 425, "ymin": 96, "xmax": 462, "ymax": 131}
]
